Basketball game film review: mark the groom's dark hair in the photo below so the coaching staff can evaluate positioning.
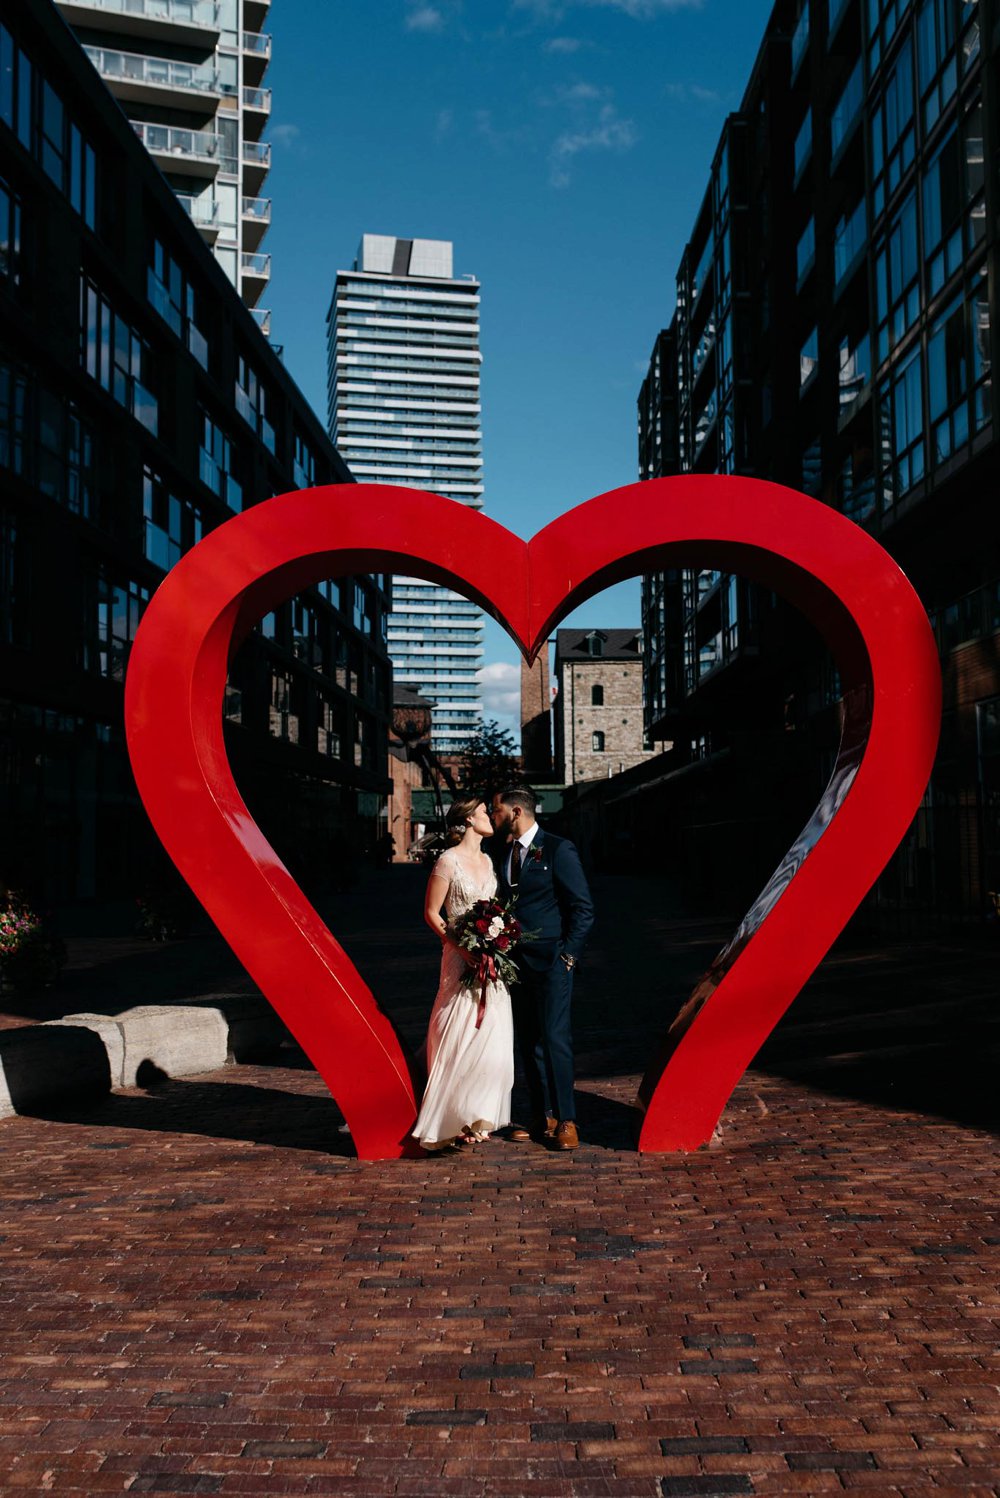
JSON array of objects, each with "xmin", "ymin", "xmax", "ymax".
[{"xmin": 497, "ymin": 784, "xmax": 537, "ymax": 816}]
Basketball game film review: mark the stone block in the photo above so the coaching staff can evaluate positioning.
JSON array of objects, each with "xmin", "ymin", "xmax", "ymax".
[
  {"xmin": 0, "ymin": 1023, "xmax": 112, "ymax": 1118},
  {"xmin": 192, "ymin": 995, "xmax": 291, "ymax": 1063},
  {"xmin": 118, "ymin": 1003, "xmax": 228, "ymax": 1087},
  {"xmin": 46, "ymin": 1013, "xmax": 126, "ymax": 1086}
]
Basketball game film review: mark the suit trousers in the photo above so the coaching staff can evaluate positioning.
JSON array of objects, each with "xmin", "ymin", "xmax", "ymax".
[{"xmin": 512, "ymin": 956, "xmax": 575, "ymax": 1123}]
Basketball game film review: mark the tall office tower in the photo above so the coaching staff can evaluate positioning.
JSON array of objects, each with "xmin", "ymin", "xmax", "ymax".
[
  {"xmin": 57, "ymin": 0, "xmax": 273, "ymax": 330},
  {"xmin": 328, "ymin": 235, "xmax": 485, "ymax": 755}
]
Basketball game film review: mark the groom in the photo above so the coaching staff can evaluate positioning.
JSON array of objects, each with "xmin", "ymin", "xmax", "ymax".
[{"xmin": 490, "ymin": 785, "xmax": 594, "ymax": 1150}]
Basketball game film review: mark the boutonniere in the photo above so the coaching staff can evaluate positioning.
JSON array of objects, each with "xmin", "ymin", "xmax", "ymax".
[{"xmin": 528, "ymin": 844, "xmax": 546, "ymax": 865}]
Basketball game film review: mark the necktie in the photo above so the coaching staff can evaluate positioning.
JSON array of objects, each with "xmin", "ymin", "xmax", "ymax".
[{"xmin": 510, "ymin": 841, "xmax": 522, "ymax": 887}]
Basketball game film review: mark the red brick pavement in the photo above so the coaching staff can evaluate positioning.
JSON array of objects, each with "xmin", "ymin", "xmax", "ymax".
[{"xmin": 0, "ymin": 871, "xmax": 998, "ymax": 1496}]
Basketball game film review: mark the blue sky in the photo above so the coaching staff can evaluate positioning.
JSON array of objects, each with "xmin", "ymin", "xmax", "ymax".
[{"xmin": 265, "ymin": 0, "xmax": 773, "ymax": 738}]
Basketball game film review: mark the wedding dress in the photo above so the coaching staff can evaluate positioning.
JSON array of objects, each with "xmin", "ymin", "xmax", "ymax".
[{"xmin": 412, "ymin": 849, "xmax": 514, "ymax": 1149}]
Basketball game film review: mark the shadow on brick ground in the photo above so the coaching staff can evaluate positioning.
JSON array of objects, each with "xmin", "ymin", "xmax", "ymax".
[{"xmin": 8, "ymin": 866, "xmax": 999, "ymax": 1145}]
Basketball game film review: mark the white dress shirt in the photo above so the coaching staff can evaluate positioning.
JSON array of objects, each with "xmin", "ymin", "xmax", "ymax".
[{"xmin": 505, "ymin": 820, "xmax": 540, "ymax": 885}]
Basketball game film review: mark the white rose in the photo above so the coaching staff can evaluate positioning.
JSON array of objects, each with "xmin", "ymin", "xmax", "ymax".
[{"xmin": 487, "ymin": 917, "xmax": 504, "ymax": 939}]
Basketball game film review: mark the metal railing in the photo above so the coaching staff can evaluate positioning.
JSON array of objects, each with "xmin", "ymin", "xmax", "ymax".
[
  {"xmin": 241, "ymin": 196, "xmax": 271, "ymax": 222},
  {"xmin": 133, "ymin": 121, "xmax": 220, "ymax": 162},
  {"xmin": 241, "ymin": 251, "xmax": 271, "ymax": 277},
  {"xmin": 69, "ymin": 0, "xmax": 218, "ymax": 25},
  {"xmin": 251, "ymin": 306, "xmax": 272, "ymax": 336},
  {"xmin": 179, "ymin": 196, "xmax": 220, "ymax": 228},
  {"xmin": 242, "ymin": 140, "xmax": 272, "ymax": 167},
  {"xmin": 85, "ymin": 45, "xmax": 233, "ymax": 96},
  {"xmin": 241, "ymin": 30, "xmax": 272, "ymax": 56},
  {"xmin": 242, "ymin": 86, "xmax": 271, "ymax": 111}
]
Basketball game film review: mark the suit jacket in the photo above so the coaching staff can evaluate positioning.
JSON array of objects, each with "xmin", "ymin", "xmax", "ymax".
[{"xmin": 493, "ymin": 826, "xmax": 594, "ymax": 972}]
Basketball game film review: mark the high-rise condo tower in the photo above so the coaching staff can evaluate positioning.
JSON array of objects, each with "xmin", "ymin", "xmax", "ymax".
[{"xmin": 328, "ymin": 235, "xmax": 485, "ymax": 755}]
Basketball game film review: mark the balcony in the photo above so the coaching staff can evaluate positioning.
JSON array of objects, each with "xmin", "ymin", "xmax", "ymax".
[
  {"xmin": 251, "ymin": 306, "xmax": 272, "ymax": 337},
  {"xmin": 243, "ymin": 86, "xmax": 271, "ymax": 115},
  {"xmin": 178, "ymin": 194, "xmax": 220, "ymax": 241},
  {"xmin": 242, "ymin": 29, "xmax": 271, "ymax": 83},
  {"xmin": 132, "ymin": 120, "xmax": 221, "ymax": 177},
  {"xmin": 241, "ymin": 195, "xmax": 271, "ymax": 250},
  {"xmin": 241, "ymin": 138, "xmax": 271, "ymax": 191},
  {"xmin": 241, "ymin": 250, "xmax": 271, "ymax": 305},
  {"xmin": 84, "ymin": 45, "xmax": 233, "ymax": 109},
  {"xmin": 56, "ymin": 0, "xmax": 219, "ymax": 48}
]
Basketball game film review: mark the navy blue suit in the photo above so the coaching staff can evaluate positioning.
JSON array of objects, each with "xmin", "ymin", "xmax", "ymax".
[{"xmin": 495, "ymin": 826, "xmax": 594, "ymax": 1124}]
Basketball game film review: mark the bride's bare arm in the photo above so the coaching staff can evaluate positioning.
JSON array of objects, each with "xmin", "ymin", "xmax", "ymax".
[{"xmin": 424, "ymin": 866, "xmax": 451, "ymax": 942}]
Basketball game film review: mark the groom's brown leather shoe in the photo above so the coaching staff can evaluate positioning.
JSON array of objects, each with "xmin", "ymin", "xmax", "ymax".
[
  {"xmin": 509, "ymin": 1116, "xmax": 556, "ymax": 1142},
  {"xmin": 552, "ymin": 1120, "xmax": 579, "ymax": 1150}
]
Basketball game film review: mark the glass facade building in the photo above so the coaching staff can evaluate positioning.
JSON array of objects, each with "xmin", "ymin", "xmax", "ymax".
[
  {"xmin": 327, "ymin": 235, "xmax": 485, "ymax": 755},
  {"xmin": 1, "ymin": 0, "xmax": 391, "ymax": 901},
  {"xmin": 55, "ymin": 0, "xmax": 273, "ymax": 332},
  {"xmin": 638, "ymin": 0, "xmax": 1000, "ymax": 924}
]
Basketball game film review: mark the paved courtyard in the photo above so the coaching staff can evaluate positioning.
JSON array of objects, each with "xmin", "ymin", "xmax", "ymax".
[{"xmin": 1, "ymin": 869, "xmax": 998, "ymax": 1496}]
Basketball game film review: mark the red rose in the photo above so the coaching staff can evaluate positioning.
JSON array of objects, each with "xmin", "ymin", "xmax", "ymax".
[
  {"xmin": 495, "ymin": 935, "xmax": 510, "ymax": 951},
  {"xmin": 475, "ymin": 918, "xmax": 489, "ymax": 933}
]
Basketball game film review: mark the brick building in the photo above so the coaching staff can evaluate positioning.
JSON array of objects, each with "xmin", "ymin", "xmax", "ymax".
[{"xmin": 553, "ymin": 629, "xmax": 665, "ymax": 785}]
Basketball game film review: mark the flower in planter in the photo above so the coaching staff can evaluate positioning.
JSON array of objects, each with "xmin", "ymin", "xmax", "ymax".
[{"xmin": 0, "ymin": 892, "xmax": 65, "ymax": 994}]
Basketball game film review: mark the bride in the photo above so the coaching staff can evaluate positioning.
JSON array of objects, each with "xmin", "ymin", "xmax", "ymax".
[{"xmin": 412, "ymin": 795, "xmax": 514, "ymax": 1153}]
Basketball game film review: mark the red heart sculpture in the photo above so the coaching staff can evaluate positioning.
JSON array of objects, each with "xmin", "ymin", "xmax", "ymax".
[{"xmin": 124, "ymin": 479, "xmax": 941, "ymax": 1159}]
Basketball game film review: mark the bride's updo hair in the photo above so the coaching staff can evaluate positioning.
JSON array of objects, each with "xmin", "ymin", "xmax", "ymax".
[{"xmin": 444, "ymin": 794, "xmax": 482, "ymax": 848}]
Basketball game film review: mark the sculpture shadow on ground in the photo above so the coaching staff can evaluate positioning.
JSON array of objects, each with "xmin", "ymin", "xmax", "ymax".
[{"xmin": 26, "ymin": 1073, "xmax": 355, "ymax": 1160}]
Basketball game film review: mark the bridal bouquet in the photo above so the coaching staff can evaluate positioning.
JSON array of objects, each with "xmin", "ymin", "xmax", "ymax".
[{"xmin": 450, "ymin": 897, "xmax": 525, "ymax": 1027}]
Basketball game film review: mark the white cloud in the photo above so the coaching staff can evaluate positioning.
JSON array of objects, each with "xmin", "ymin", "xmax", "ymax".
[
  {"xmin": 479, "ymin": 661, "xmax": 521, "ymax": 719},
  {"xmin": 664, "ymin": 80, "xmax": 723, "ymax": 103},
  {"xmin": 406, "ymin": 4, "xmax": 445, "ymax": 31},
  {"xmin": 556, "ymin": 80, "xmax": 606, "ymax": 102},
  {"xmin": 543, "ymin": 35, "xmax": 585, "ymax": 51},
  {"xmin": 549, "ymin": 101, "xmax": 637, "ymax": 186},
  {"xmin": 270, "ymin": 122, "xmax": 300, "ymax": 148}
]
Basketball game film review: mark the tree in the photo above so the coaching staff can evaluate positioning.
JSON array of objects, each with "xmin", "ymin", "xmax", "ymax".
[{"xmin": 458, "ymin": 719, "xmax": 520, "ymax": 803}]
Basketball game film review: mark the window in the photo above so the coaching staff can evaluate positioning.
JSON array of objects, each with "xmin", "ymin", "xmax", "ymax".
[
  {"xmin": 143, "ymin": 468, "xmax": 203, "ymax": 571},
  {"xmin": 0, "ymin": 361, "xmax": 27, "ymax": 474},
  {"xmin": 796, "ymin": 219, "xmax": 815, "ymax": 287},
  {"xmin": 830, "ymin": 59, "xmax": 863, "ymax": 161},
  {"xmin": 867, "ymin": 0, "xmax": 910, "ymax": 72},
  {"xmin": 871, "ymin": 37, "xmax": 915, "ymax": 216},
  {"xmin": 293, "ymin": 431, "xmax": 316, "ymax": 489},
  {"xmin": 235, "ymin": 354, "xmax": 275, "ymax": 454},
  {"xmin": 0, "ymin": 176, "xmax": 21, "ymax": 285},
  {"xmin": 591, "ymin": 683, "xmax": 604, "ymax": 706},
  {"xmin": 874, "ymin": 191, "xmax": 920, "ymax": 362},
  {"xmin": 585, "ymin": 631, "xmax": 605, "ymax": 656},
  {"xmin": 801, "ymin": 435, "xmax": 822, "ymax": 495},
  {"xmin": 292, "ymin": 598, "xmax": 327, "ymax": 671},
  {"xmin": 317, "ymin": 696, "xmax": 342, "ymax": 758},
  {"xmin": 879, "ymin": 347, "xmax": 925, "ymax": 505},
  {"xmin": 199, "ymin": 409, "xmax": 241, "ymax": 510},
  {"xmin": 970, "ymin": 271, "xmax": 991, "ymax": 433},
  {"xmin": 834, "ymin": 199, "xmax": 867, "ymax": 291},
  {"xmin": 917, "ymin": 0, "xmax": 957, "ymax": 131},
  {"xmin": 839, "ymin": 332, "xmax": 871, "ymax": 409},
  {"xmin": 148, "ymin": 239, "xmax": 209, "ymax": 369},
  {"xmin": 592, "ymin": 731, "xmax": 605, "ymax": 752},
  {"xmin": 81, "ymin": 276, "xmax": 157, "ymax": 435},
  {"xmin": 89, "ymin": 572, "xmax": 150, "ymax": 680},
  {"xmin": 927, "ymin": 294, "xmax": 968, "ymax": 464},
  {"xmin": 923, "ymin": 127, "xmax": 963, "ymax": 296},
  {"xmin": 791, "ymin": 3, "xmax": 809, "ymax": 76},
  {"xmin": 38, "ymin": 390, "xmax": 95, "ymax": 518},
  {"xmin": 794, "ymin": 110, "xmax": 812, "ymax": 180},
  {"xmin": 269, "ymin": 669, "xmax": 300, "ymax": 744},
  {"xmin": 800, "ymin": 327, "xmax": 818, "ymax": 388},
  {"xmin": 353, "ymin": 581, "xmax": 373, "ymax": 636},
  {"xmin": 0, "ymin": 29, "xmax": 97, "ymax": 228}
]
